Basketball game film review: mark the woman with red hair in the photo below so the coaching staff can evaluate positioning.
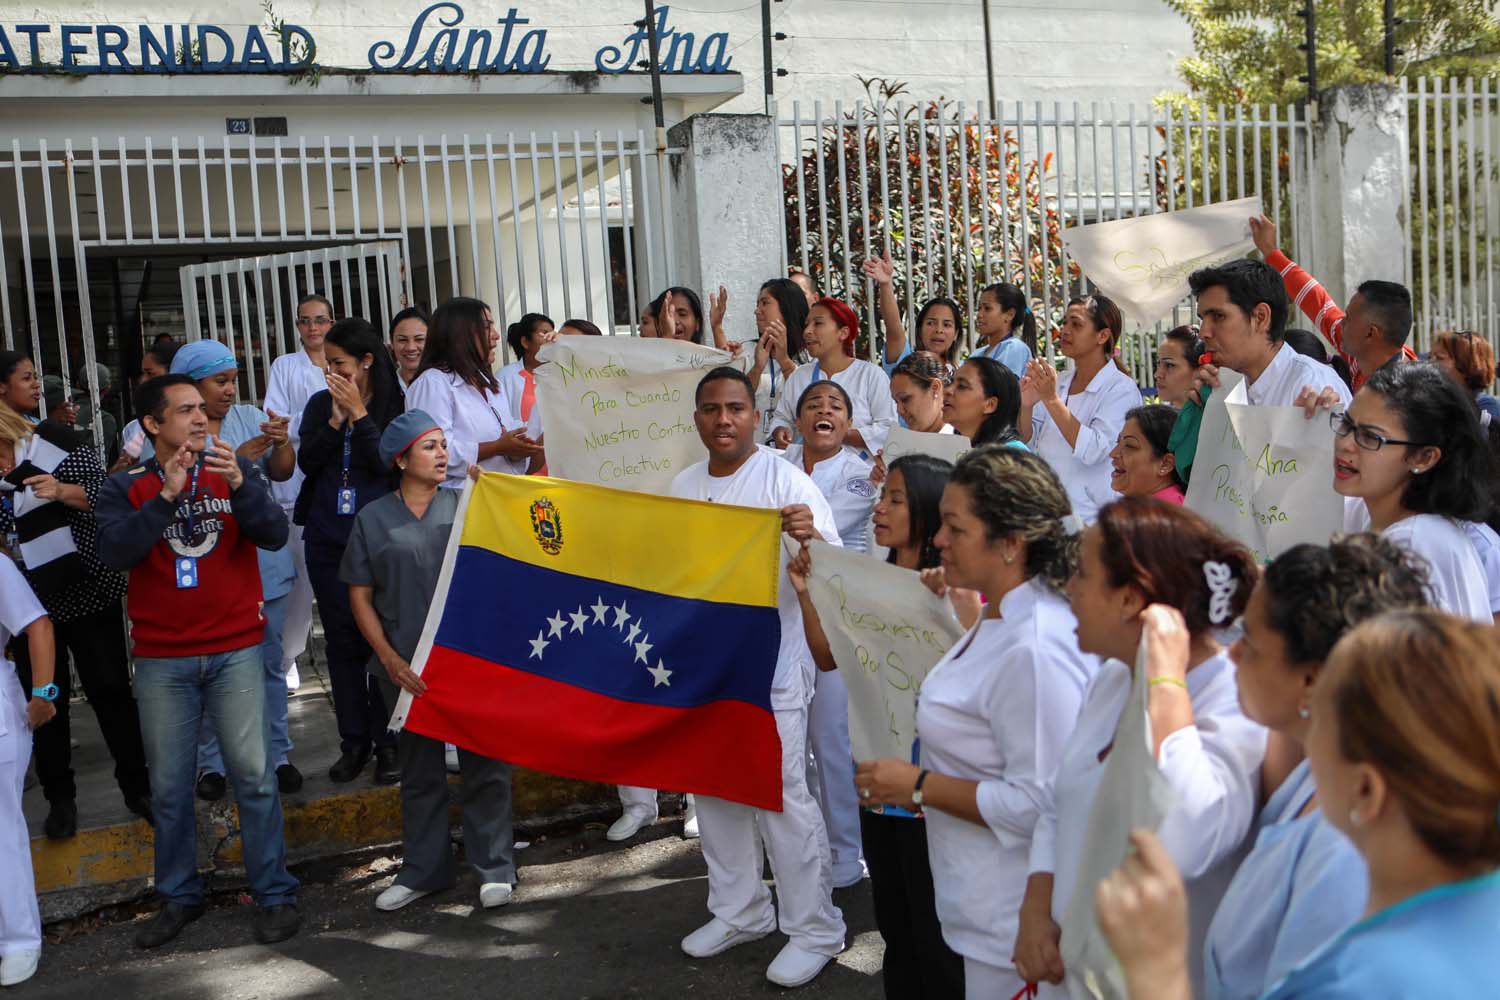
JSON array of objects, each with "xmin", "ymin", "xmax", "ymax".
[
  {"xmin": 1430, "ymin": 330, "xmax": 1500, "ymax": 422},
  {"xmin": 768, "ymin": 298, "xmax": 898, "ymax": 459}
]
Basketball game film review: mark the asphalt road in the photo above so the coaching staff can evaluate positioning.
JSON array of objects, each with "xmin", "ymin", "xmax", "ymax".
[{"xmin": 29, "ymin": 822, "xmax": 884, "ymax": 999}]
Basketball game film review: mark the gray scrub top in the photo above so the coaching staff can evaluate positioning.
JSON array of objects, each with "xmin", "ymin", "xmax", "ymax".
[{"xmin": 339, "ymin": 488, "xmax": 461, "ymax": 673}]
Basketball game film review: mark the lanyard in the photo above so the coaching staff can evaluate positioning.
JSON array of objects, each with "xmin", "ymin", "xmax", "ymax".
[
  {"xmin": 159, "ymin": 462, "xmax": 202, "ymax": 544},
  {"xmin": 340, "ymin": 424, "xmax": 353, "ymax": 487},
  {"xmin": 811, "ymin": 360, "xmax": 823, "ymax": 382}
]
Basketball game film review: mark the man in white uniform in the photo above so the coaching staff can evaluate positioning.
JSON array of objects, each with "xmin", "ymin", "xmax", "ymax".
[
  {"xmin": 671, "ymin": 367, "xmax": 847, "ymax": 989},
  {"xmin": 263, "ymin": 294, "xmax": 335, "ymax": 688}
]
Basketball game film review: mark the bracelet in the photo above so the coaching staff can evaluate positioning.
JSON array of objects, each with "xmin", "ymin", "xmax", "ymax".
[{"xmin": 1148, "ymin": 675, "xmax": 1189, "ymax": 691}]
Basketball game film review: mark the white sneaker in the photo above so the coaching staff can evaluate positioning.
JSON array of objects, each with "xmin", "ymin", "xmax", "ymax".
[
  {"xmin": 479, "ymin": 882, "xmax": 513, "ymax": 908},
  {"xmin": 680, "ymin": 917, "xmax": 770, "ymax": 959},
  {"xmin": 681, "ymin": 795, "xmax": 699, "ymax": 840},
  {"xmin": 0, "ymin": 948, "xmax": 39, "ymax": 987},
  {"xmin": 832, "ymin": 858, "xmax": 868, "ymax": 888},
  {"xmin": 285, "ymin": 664, "xmax": 300, "ymax": 692},
  {"xmin": 766, "ymin": 942, "xmax": 833, "ymax": 988},
  {"xmin": 375, "ymin": 884, "xmax": 431, "ymax": 911},
  {"xmin": 606, "ymin": 808, "xmax": 653, "ymax": 843},
  {"xmin": 445, "ymin": 745, "xmax": 460, "ymax": 774}
]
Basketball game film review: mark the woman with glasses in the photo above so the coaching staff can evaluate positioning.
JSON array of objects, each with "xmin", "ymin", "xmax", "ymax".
[
  {"xmin": 1332, "ymin": 363, "xmax": 1492, "ymax": 621},
  {"xmin": 1019, "ymin": 296, "xmax": 1142, "ymax": 523},
  {"xmin": 406, "ymin": 297, "xmax": 542, "ymax": 488}
]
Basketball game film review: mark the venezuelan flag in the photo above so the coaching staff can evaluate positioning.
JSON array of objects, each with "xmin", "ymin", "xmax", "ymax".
[{"xmin": 398, "ymin": 473, "xmax": 785, "ymax": 810}]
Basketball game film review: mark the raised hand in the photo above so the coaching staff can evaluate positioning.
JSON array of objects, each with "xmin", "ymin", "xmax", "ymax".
[
  {"xmin": 1248, "ymin": 213, "xmax": 1278, "ymax": 259},
  {"xmin": 861, "ymin": 251, "xmax": 895, "ymax": 286}
]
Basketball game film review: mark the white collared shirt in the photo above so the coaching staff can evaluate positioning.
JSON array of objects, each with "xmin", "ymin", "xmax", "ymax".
[
  {"xmin": 670, "ymin": 447, "xmax": 841, "ymax": 711},
  {"xmin": 497, "ymin": 360, "xmax": 527, "ymax": 426},
  {"xmin": 1243, "ymin": 342, "xmax": 1352, "ymax": 409},
  {"xmin": 768, "ymin": 359, "xmax": 899, "ymax": 457},
  {"xmin": 1343, "ymin": 500, "xmax": 1492, "ymax": 622},
  {"xmin": 405, "ymin": 368, "xmax": 525, "ymax": 486},
  {"xmin": 263, "ymin": 348, "xmax": 329, "ymax": 512},
  {"xmin": 781, "ymin": 445, "xmax": 877, "ymax": 554},
  {"xmin": 918, "ymin": 578, "xmax": 1097, "ymax": 969},
  {"xmin": 1031, "ymin": 650, "xmax": 1267, "ymax": 998},
  {"xmin": 1029, "ymin": 363, "xmax": 1142, "ymax": 522}
]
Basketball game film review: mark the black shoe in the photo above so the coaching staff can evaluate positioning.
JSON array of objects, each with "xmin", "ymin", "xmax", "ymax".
[
  {"xmin": 43, "ymin": 800, "xmax": 77, "ymax": 840},
  {"xmin": 373, "ymin": 746, "xmax": 400, "ymax": 786},
  {"xmin": 134, "ymin": 901, "xmax": 205, "ymax": 950},
  {"xmin": 124, "ymin": 792, "xmax": 155, "ymax": 828},
  {"xmin": 196, "ymin": 772, "xmax": 226, "ymax": 802},
  {"xmin": 253, "ymin": 903, "xmax": 301, "ymax": 944},
  {"xmin": 276, "ymin": 763, "xmax": 304, "ymax": 795},
  {"xmin": 328, "ymin": 748, "xmax": 371, "ymax": 784}
]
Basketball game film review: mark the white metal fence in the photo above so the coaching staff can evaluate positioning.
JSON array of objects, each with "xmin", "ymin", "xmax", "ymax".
[
  {"xmin": 0, "ymin": 132, "xmax": 681, "ymax": 424},
  {"xmin": 1405, "ymin": 77, "xmax": 1500, "ymax": 351},
  {"xmin": 776, "ymin": 98, "xmax": 1316, "ymax": 386}
]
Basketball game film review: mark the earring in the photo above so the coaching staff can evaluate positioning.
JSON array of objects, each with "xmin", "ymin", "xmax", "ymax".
[
  {"xmin": 1347, "ymin": 808, "xmax": 1364, "ymax": 828},
  {"xmin": 1004, "ymin": 554, "xmax": 1014, "ymax": 565},
  {"xmin": 1298, "ymin": 705, "xmax": 1311, "ymax": 720}
]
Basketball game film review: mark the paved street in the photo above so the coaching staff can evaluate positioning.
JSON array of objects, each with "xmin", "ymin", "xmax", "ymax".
[{"xmin": 29, "ymin": 823, "xmax": 882, "ymax": 998}]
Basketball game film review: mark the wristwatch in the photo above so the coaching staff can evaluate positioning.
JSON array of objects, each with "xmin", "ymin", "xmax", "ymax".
[
  {"xmin": 911, "ymin": 769, "xmax": 931, "ymax": 807},
  {"xmin": 31, "ymin": 683, "xmax": 59, "ymax": 701}
]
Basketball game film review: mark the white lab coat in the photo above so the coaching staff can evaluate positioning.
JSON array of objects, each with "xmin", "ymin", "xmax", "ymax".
[
  {"xmin": 405, "ymin": 369, "xmax": 526, "ymax": 486},
  {"xmin": 0, "ymin": 559, "xmax": 47, "ymax": 957},
  {"xmin": 1029, "ymin": 364, "xmax": 1141, "ymax": 523}
]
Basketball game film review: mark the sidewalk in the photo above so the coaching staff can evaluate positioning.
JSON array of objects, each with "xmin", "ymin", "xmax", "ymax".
[{"xmin": 24, "ymin": 642, "xmax": 618, "ymax": 923}]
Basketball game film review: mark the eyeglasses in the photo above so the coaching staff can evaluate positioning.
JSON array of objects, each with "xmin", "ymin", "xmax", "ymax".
[
  {"xmin": 1329, "ymin": 411, "xmax": 1429, "ymax": 451},
  {"xmin": 296, "ymin": 316, "xmax": 333, "ymax": 327}
]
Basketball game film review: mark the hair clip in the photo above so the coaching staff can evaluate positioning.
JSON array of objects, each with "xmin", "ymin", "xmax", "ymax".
[
  {"xmin": 1204, "ymin": 561, "xmax": 1238, "ymax": 625},
  {"xmin": 1060, "ymin": 513, "xmax": 1086, "ymax": 537}
]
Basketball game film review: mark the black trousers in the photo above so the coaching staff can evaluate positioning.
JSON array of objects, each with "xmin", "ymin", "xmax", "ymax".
[
  {"xmin": 14, "ymin": 604, "xmax": 150, "ymax": 804},
  {"xmin": 305, "ymin": 541, "xmax": 393, "ymax": 756},
  {"xmin": 861, "ymin": 810, "xmax": 966, "ymax": 1000}
]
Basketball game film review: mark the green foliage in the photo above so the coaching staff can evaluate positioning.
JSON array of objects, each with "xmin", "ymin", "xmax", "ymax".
[{"xmin": 1163, "ymin": 0, "xmax": 1500, "ymax": 106}]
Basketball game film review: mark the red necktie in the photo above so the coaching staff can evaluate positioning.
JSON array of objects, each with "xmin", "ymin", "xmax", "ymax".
[{"xmin": 520, "ymin": 369, "xmax": 537, "ymax": 422}]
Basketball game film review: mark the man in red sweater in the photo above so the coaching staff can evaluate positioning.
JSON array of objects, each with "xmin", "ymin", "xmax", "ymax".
[
  {"xmin": 95, "ymin": 374, "xmax": 299, "ymax": 950},
  {"xmin": 1250, "ymin": 213, "xmax": 1418, "ymax": 389}
]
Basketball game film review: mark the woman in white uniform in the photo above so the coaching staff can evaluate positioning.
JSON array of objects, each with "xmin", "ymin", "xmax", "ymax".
[
  {"xmin": 1014, "ymin": 498, "xmax": 1266, "ymax": 998},
  {"xmin": 0, "ymin": 558, "xmax": 55, "ymax": 988},
  {"xmin": 1333, "ymin": 362, "xmax": 1493, "ymax": 621},
  {"xmin": 1019, "ymin": 295, "xmax": 1142, "ymax": 522},
  {"xmin": 495, "ymin": 313, "xmax": 554, "ymax": 428},
  {"xmin": 769, "ymin": 298, "xmax": 898, "ymax": 458},
  {"xmin": 854, "ymin": 447, "xmax": 1098, "ymax": 999},
  {"xmin": 405, "ymin": 297, "xmax": 542, "ymax": 487},
  {"xmin": 946, "ymin": 357, "xmax": 1028, "ymax": 449},
  {"xmin": 1202, "ymin": 535, "xmax": 1429, "ymax": 1000}
]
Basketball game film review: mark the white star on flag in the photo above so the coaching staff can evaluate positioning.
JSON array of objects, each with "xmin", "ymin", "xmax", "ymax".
[
  {"xmin": 634, "ymin": 635, "xmax": 653, "ymax": 664},
  {"xmin": 591, "ymin": 596, "xmax": 610, "ymax": 625},
  {"xmin": 569, "ymin": 606, "xmax": 588, "ymax": 634},
  {"xmin": 623, "ymin": 620, "xmax": 642, "ymax": 644},
  {"xmin": 647, "ymin": 658, "xmax": 672, "ymax": 687},
  {"xmin": 613, "ymin": 601, "xmax": 631, "ymax": 630},
  {"xmin": 546, "ymin": 611, "xmax": 566, "ymax": 639},
  {"xmin": 529, "ymin": 630, "xmax": 549, "ymax": 660}
]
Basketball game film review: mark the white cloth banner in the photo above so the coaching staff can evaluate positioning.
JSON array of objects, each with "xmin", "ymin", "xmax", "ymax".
[
  {"xmin": 1062, "ymin": 196, "xmax": 1261, "ymax": 327},
  {"xmin": 801, "ymin": 539, "xmax": 965, "ymax": 762},
  {"xmin": 881, "ymin": 427, "xmax": 972, "ymax": 466},
  {"xmin": 1183, "ymin": 370, "xmax": 1345, "ymax": 564},
  {"xmin": 534, "ymin": 338, "xmax": 743, "ymax": 495},
  {"xmin": 1059, "ymin": 636, "xmax": 1173, "ymax": 1000}
]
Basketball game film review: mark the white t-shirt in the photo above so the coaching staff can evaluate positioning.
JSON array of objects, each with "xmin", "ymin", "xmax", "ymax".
[
  {"xmin": 1242, "ymin": 342, "xmax": 1352, "ymax": 409},
  {"xmin": 1029, "ymin": 363, "xmax": 1141, "ymax": 523},
  {"xmin": 263, "ymin": 348, "xmax": 330, "ymax": 512},
  {"xmin": 1463, "ymin": 521, "xmax": 1500, "ymax": 616},
  {"xmin": 781, "ymin": 444, "xmax": 877, "ymax": 554},
  {"xmin": 918, "ymin": 578, "xmax": 1097, "ymax": 969},
  {"xmin": 768, "ymin": 359, "xmax": 899, "ymax": 457},
  {"xmin": 670, "ymin": 447, "xmax": 841, "ymax": 711},
  {"xmin": 1343, "ymin": 500, "xmax": 1492, "ymax": 622},
  {"xmin": 497, "ymin": 360, "xmax": 528, "ymax": 427},
  {"xmin": 1030, "ymin": 650, "xmax": 1266, "ymax": 998},
  {"xmin": 406, "ymin": 368, "xmax": 526, "ymax": 486}
]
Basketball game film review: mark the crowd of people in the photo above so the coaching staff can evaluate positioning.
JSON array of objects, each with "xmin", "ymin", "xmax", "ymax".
[{"xmin": 2, "ymin": 210, "xmax": 1499, "ymax": 997}]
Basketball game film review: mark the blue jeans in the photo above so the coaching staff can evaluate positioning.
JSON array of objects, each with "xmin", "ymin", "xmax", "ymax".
[
  {"xmin": 133, "ymin": 645, "xmax": 299, "ymax": 908},
  {"xmin": 197, "ymin": 595, "xmax": 291, "ymax": 774}
]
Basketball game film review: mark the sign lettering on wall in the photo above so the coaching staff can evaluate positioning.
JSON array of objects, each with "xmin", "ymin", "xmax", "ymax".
[{"xmin": 0, "ymin": 4, "xmax": 732, "ymax": 76}]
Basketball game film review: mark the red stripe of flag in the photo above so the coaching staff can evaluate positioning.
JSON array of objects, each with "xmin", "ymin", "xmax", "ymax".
[{"xmin": 404, "ymin": 646, "xmax": 784, "ymax": 811}]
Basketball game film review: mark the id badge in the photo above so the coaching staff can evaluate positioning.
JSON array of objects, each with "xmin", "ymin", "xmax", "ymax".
[
  {"xmin": 6, "ymin": 531, "xmax": 22, "ymax": 567},
  {"xmin": 337, "ymin": 487, "xmax": 357, "ymax": 516},
  {"xmin": 175, "ymin": 556, "xmax": 199, "ymax": 589}
]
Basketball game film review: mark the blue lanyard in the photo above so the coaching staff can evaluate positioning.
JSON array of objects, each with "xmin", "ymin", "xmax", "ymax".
[
  {"xmin": 812, "ymin": 360, "xmax": 823, "ymax": 382},
  {"xmin": 341, "ymin": 425, "xmax": 353, "ymax": 487}
]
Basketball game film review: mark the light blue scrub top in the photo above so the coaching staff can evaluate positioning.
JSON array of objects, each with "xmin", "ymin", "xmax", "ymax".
[
  {"xmin": 976, "ymin": 336, "xmax": 1032, "ymax": 379},
  {"xmin": 1202, "ymin": 761, "xmax": 1367, "ymax": 1000},
  {"xmin": 1260, "ymin": 867, "xmax": 1500, "ymax": 999},
  {"xmin": 139, "ymin": 404, "xmax": 296, "ymax": 600}
]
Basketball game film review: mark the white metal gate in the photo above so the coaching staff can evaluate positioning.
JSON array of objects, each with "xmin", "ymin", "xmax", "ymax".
[{"xmin": 178, "ymin": 242, "xmax": 406, "ymax": 405}]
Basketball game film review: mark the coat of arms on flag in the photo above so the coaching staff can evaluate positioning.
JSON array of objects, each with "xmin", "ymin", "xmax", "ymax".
[{"xmin": 390, "ymin": 473, "xmax": 786, "ymax": 810}]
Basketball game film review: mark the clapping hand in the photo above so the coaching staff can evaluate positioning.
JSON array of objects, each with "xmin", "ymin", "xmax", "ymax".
[{"xmin": 202, "ymin": 438, "xmax": 244, "ymax": 490}]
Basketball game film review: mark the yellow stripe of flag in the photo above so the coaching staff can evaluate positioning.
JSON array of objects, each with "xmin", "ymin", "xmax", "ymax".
[{"xmin": 461, "ymin": 473, "xmax": 781, "ymax": 608}]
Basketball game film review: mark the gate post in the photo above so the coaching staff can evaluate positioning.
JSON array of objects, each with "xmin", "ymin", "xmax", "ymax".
[
  {"xmin": 666, "ymin": 114, "xmax": 783, "ymax": 349},
  {"xmin": 1304, "ymin": 83, "xmax": 1408, "ymax": 304}
]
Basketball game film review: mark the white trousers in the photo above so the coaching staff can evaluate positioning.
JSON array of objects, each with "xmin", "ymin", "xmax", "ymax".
[
  {"xmin": 618, "ymin": 784, "xmax": 657, "ymax": 816},
  {"xmin": 0, "ymin": 676, "xmax": 40, "ymax": 955},
  {"xmin": 279, "ymin": 521, "xmax": 315, "ymax": 669},
  {"xmin": 697, "ymin": 707, "xmax": 846, "ymax": 956},
  {"xmin": 806, "ymin": 669, "xmax": 863, "ymax": 879},
  {"xmin": 965, "ymin": 955, "xmax": 1026, "ymax": 1000}
]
